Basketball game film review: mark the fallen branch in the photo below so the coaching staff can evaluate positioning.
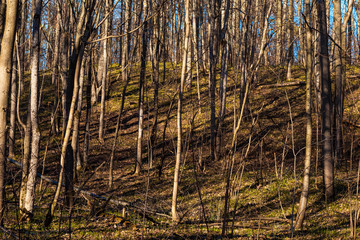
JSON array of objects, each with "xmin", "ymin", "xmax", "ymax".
[
  {"xmin": 259, "ymin": 81, "xmax": 305, "ymax": 89},
  {"xmin": 0, "ymin": 225, "xmax": 19, "ymax": 239},
  {"xmin": 7, "ymin": 157, "xmax": 171, "ymax": 224}
]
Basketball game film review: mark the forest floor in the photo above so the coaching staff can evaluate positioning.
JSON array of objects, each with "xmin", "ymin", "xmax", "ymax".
[{"xmin": 3, "ymin": 63, "xmax": 360, "ymax": 239}]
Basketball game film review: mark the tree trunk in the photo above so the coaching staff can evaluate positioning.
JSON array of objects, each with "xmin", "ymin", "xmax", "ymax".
[
  {"xmin": 0, "ymin": 0, "xmax": 18, "ymax": 225},
  {"xmin": 172, "ymin": 0, "xmax": 190, "ymax": 222},
  {"xmin": 318, "ymin": 0, "xmax": 334, "ymax": 200},
  {"xmin": 333, "ymin": 0, "xmax": 342, "ymax": 168},
  {"xmin": 83, "ymin": 52, "xmax": 92, "ymax": 168},
  {"xmin": 60, "ymin": 2, "xmax": 71, "ymax": 135},
  {"xmin": 72, "ymin": 55, "xmax": 86, "ymax": 172},
  {"xmin": 135, "ymin": 1, "xmax": 148, "ymax": 175},
  {"xmin": 275, "ymin": 0, "xmax": 282, "ymax": 65},
  {"xmin": 9, "ymin": 58, "xmax": 17, "ymax": 158},
  {"xmin": 51, "ymin": 2, "xmax": 61, "ymax": 134},
  {"xmin": 45, "ymin": 0, "xmax": 94, "ymax": 226},
  {"xmin": 296, "ymin": 0, "xmax": 312, "ymax": 228},
  {"xmin": 99, "ymin": 0, "xmax": 111, "ymax": 142},
  {"xmin": 286, "ymin": 0, "xmax": 294, "ymax": 79},
  {"xmin": 23, "ymin": 0, "xmax": 42, "ymax": 219},
  {"xmin": 217, "ymin": 0, "xmax": 230, "ymax": 160},
  {"xmin": 208, "ymin": 0, "xmax": 221, "ymax": 161}
]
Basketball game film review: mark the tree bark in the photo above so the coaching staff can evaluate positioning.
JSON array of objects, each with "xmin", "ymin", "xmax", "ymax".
[
  {"xmin": 24, "ymin": 0, "xmax": 42, "ymax": 219},
  {"xmin": 275, "ymin": 0, "xmax": 283, "ymax": 65},
  {"xmin": 9, "ymin": 57, "xmax": 17, "ymax": 158},
  {"xmin": 98, "ymin": 0, "xmax": 111, "ymax": 142},
  {"xmin": 208, "ymin": 0, "xmax": 221, "ymax": 161},
  {"xmin": 50, "ymin": 2, "xmax": 61, "ymax": 134},
  {"xmin": 217, "ymin": 0, "xmax": 230, "ymax": 160},
  {"xmin": 333, "ymin": 0, "xmax": 342, "ymax": 168},
  {"xmin": 286, "ymin": 0, "xmax": 294, "ymax": 80},
  {"xmin": 135, "ymin": 0, "xmax": 148, "ymax": 175},
  {"xmin": 0, "ymin": 0, "xmax": 18, "ymax": 224},
  {"xmin": 296, "ymin": 0, "xmax": 312, "ymax": 228},
  {"xmin": 318, "ymin": 0, "xmax": 334, "ymax": 200},
  {"xmin": 172, "ymin": 0, "xmax": 190, "ymax": 222},
  {"xmin": 72, "ymin": 55, "xmax": 86, "ymax": 172},
  {"xmin": 46, "ymin": 0, "xmax": 95, "ymax": 226}
]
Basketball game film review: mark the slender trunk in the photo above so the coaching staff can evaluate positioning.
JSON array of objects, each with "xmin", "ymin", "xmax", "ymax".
[
  {"xmin": 23, "ymin": 0, "xmax": 42, "ymax": 218},
  {"xmin": 286, "ymin": 0, "xmax": 294, "ymax": 79},
  {"xmin": 208, "ymin": 0, "xmax": 221, "ymax": 161},
  {"xmin": 172, "ymin": 0, "xmax": 190, "ymax": 222},
  {"xmin": 334, "ymin": 0, "xmax": 342, "ymax": 168},
  {"xmin": 149, "ymin": 9, "xmax": 161, "ymax": 169},
  {"xmin": 19, "ymin": 108, "xmax": 31, "ymax": 214},
  {"xmin": 296, "ymin": 0, "xmax": 312, "ymax": 228},
  {"xmin": 72, "ymin": 55, "xmax": 86, "ymax": 172},
  {"xmin": 45, "ymin": 1, "xmax": 94, "ymax": 226},
  {"xmin": 0, "ymin": 0, "xmax": 18, "ymax": 224},
  {"xmin": 217, "ymin": 0, "xmax": 230, "ymax": 160},
  {"xmin": 51, "ymin": 3, "xmax": 61, "ymax": 134},
  {"xmin": 9, "ymin": 58, "xmax": 17, "ymax": 158},
  {"xmin": 61, "ymin": 3, "xmax": 71, "ymax": 134},
  {"xmin": 83, "ymin": 53, "xmax": 92, "ymax": 168},
  {"xmin": 99, "ymin": 0, "xmax": 111, "ymax": 141},
  {"xmin": 275, "ymin": 0, "xmax": 282, "ymax": 65},
  {"xmin": 135, "ymin": 1, "xmax": 147, "ymax": 175},
  {"xmin": 318, "ymin": 0, "xmax": 334, "ymax": 200}
]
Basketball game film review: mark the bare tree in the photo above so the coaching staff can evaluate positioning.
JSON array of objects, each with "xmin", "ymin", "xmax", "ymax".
[
  {"xmin": 135, "ymin": 0, "xmax": 148, "ymax": 174},
  {"xmin": 98, "ymin": 0, "xmax": 111, "ymax": 142},
  {"xmin": 318, "ymin": 0, "xmax": 334, "ymax": 200},
  {"xmin": 208, "ymin": 0, "xmax": 221, "ymax": 161},
  {"xmin": 23, "ymin": 0, "xmax": 42, "ymax": 219},
  {"xmin": 172, "ymin": 0, "xmax": 190, "ymax": 222},
  {"xmin": 296, "ymin": 0, "xmax": 313, "ymax": 228},
  {"xmin": 45, "ymin": 0, "xmax": 95, "ymax": 226},
  {"xmin": 0, "ymin": 0, "xmax": 18, "ymax": 224}
]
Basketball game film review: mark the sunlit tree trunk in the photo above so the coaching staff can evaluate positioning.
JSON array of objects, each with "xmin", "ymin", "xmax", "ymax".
[
  {"xmin": 172, "ymin": 0, "xmax": 190, "ymax": 222},
  {"xmin": 72, "ymin": 55, "xmax": 86, "ymax": 172},
  {"xmin": 333, "ymin": 0, "xmax": 342, "ymax": 168},
  {"xmin": 286, "ymin": 0, "xmax": 294, "ymax": 79},
  {"xmin": 99, "ymin": 0, "xmax": 111, "ymax": 142},
  {"xmin": 275, "ymin": 0, "xmax": 282, "ymax": 65},
  {"xmin": 296, "ymin": 0, "xmax": 312, "ymax": 228},
  {"xmin": 24, "ymin": 0, "xmax": 42, "ymax": 218},
  {"xmin": 0, "ymin": 0, "xmax": 18, "ymax": 224}
]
